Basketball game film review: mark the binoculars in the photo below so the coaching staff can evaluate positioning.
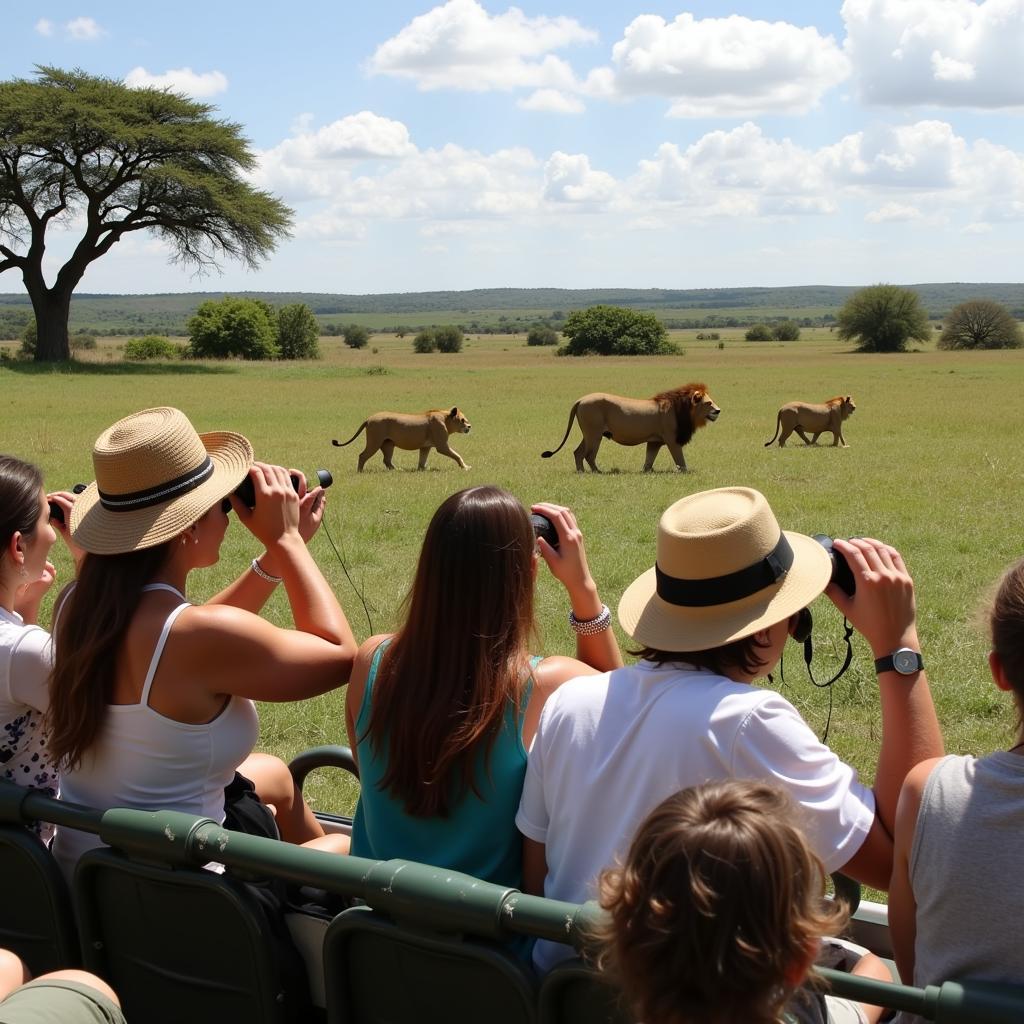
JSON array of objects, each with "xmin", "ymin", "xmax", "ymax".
[
  {"xmin": 224, "ymin": 468, "xmax": 334, "ymax": 513},
  {"xmin": 530, "ymin": 512, "xmax": 559, "ymax": 550},
  {"xmin": 48, "ymin": 483, "xmax": 88, "ymax": 525},
  {"xmin": 813, "ymin": 535, "xmax": 855, "ymax": 596}
]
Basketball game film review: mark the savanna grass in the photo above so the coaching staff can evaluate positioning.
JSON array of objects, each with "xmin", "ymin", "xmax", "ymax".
[{"xmin": 3, "ymin": 330, "xmax": 1023, "ymax": 830}]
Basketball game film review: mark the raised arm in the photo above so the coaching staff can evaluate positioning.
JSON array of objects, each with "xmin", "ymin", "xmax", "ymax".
[
  {"xmin": 533, "ymin": 502, "xmax": 623, "ymax": 672},
  {"xmin": 827, "ymin": 538, "xmax": 944, "ymax": 887}
]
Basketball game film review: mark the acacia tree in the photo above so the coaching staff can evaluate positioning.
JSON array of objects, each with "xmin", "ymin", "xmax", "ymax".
[
  {"xmin": 938, "ymin": 299, "xmax": 1022, "ymax": 350},
  {"xmin": 0, "ymin": 67, "xmax": 292, "ymax": 361},
  {"xmin": 836, "ymin": 284, "xmax": 931, "ymax": 352}
]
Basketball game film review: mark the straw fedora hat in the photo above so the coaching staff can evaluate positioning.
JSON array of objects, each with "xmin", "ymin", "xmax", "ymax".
[
  {"xmin": 70, "ymin": 407, "xmax": 254, "ymax": 555},
  {"xmin": 618, "ymin": 487, "xmax": 832, "ymax": 652}
]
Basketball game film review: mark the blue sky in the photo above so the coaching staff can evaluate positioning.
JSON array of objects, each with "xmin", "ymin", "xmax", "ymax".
[{"xmin": 3, "ymin": 1, "xmax": 1023, "ymax": 294}]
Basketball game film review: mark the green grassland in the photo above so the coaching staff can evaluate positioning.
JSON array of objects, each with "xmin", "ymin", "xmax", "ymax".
[{"xmin": 3, "ymin": 329, "xmax": 1022, "ymax": 821}]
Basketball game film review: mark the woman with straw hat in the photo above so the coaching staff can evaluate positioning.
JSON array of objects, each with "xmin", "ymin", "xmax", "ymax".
[
  {"xmin": 516, "ymin": 486, "xmax": 944, "ymax": 974},
  {"xmin": 47, "ymin": 407, "xmax": 356, "ymax": 876}
]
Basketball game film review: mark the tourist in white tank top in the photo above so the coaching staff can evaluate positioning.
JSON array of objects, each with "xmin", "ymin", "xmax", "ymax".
[{"xmin": 47, "ymin": 407, "xmax": 357, "ymax": 875}]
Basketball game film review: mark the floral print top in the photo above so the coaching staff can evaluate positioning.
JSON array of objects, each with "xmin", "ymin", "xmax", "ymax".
[{"xmin": 0, "ymin": 605, "xmax": 58, "ymax": 844}]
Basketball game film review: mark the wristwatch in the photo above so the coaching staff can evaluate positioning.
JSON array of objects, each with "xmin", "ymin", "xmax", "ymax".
[{"xmin": 874, "ymin": 648, "xmax": 924, "ymax": 675}]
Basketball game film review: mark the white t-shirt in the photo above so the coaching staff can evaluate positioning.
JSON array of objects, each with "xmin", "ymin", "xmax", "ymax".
[
  {"xmin": 516, "ymin": 661, "xmax": 875, "ymax": 973},
  {"xmin": 0, "ymin": 606, "xmax": 58, "ymax": 843}
]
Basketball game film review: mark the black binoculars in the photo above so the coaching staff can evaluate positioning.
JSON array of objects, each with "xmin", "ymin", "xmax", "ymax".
[
  {"xmin": 48, "ymin": 483, "xmax": 88, "ymax": 525},
  {"xmin": 223, "ymin": 468, "xmax": 334, "ymax": 513},
  {"xmin": 812, "ymin": 535, "xmax": 855, "ymax": 596},
  {"xmin": 530, "ymin": 512, "xmax": 559, "ymax": 550}
]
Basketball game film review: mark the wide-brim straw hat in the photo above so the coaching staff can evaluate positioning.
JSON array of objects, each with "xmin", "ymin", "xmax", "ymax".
[
  {"xmin": 71, "ymin": 407, "xmax": 253, "ymax": 555},
  {"xmin": 618, "ymin": 487, "xmax": 832, "ymax": 652}
]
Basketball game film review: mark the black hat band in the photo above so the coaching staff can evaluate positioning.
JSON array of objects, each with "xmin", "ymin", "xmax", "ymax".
[{"xmin": 98, "ymin": 456, "xmax": 214, "ymax": 512}]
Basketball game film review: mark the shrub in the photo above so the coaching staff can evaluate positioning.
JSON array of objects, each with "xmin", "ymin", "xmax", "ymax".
[
  {"xmin": 19, "ymin": 320, "xmax": 36, "ymax": 358},
  {"xmin": 70, "ymin": 331, "xmax": 98, "ymax": 352},
  {"xmin": 836, "ymin": 284, "xmax": 930, "ymax": 352},
  {"xmin": 277, "ymin": 303, "xmax": 321, "ymax": 359},
  {"xmin": 938, "ymin": 300, "xmax": 1022, "ymax": 350},
  {"xmin": 413, "ymin": 330, "xmax": 437, "ymax": 353},
  {"xmin": 745, "ymin": 324, "xmax": 773, "ymax": 342},
  {"xmin": 527, "ymin": 325, "xmax": 559, "ymax": 346},
  {"xmin": 124, "ymin": 335, "xmax": 183, "ymax": 361},
  {"xmin": 434, "ymin": 325, "xmax": 463, "ymax": 353},
  {"xmin": 187, "ymin": 297, "xmax": 279, "ymax": 359},
  {"xmin": 561, "ymin": 305, "xmax": 672, "ymax": 356},
  {"xmin": 772, "ymin": 321, "xmax": 801, "ymax": 341},
  {"xmin": 342, "ymin": 323, "xmax": 370, "ymax": 349}
]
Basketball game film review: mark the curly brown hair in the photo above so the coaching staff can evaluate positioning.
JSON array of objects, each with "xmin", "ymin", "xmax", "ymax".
[{"xmin": 595, "ymin": 780, "xmax": 848, "ymax": 1024}]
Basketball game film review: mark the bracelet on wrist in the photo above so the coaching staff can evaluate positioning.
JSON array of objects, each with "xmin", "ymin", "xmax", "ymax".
[
  {"xmin": 250, "ymin": 558, "xmax": 283, "ymax": 585},
  {"xmin": 569, "ymin": 603, "xmax": 612, "ymax": 636}
]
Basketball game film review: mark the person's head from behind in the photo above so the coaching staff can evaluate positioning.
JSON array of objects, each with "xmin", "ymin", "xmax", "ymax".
[
  {"xmin": 597, "ymin": 780, "xmax": 847, "ymax": 1024},
  {"xmin": 0, "ymin": 455, "xmax": 54, "ymax": 592},
  {"xmin": 987, "ymin": 557, "xmax": 1024, "ymax": 728},
  {"xmin": 369, "ymin": 485, "xmax": 537, "ymax": 817},
  {"xmin": 50, "ymin": 407, "xmax": 253, "ymax": 770},
  {"xmin": 617, "ymin": 487, "xmax": 832, "ymax": 682}
]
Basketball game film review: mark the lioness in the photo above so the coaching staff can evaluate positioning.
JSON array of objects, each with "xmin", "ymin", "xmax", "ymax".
[
  {"xmin": 763, "ymin": 396, "xmax": 856, "ymax": 448},
  {"xmin": 332, "ymin": 407, "xmax": 472, "ymax": 471},
  {"xmin": 541, "ymin": 384, "xmax": 721, "ymax": 473}
]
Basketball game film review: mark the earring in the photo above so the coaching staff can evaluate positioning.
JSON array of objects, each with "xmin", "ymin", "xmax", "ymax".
[
  {"xmin": 193, "ymin": 533, "xmax": 199, "ymax": 545},
  {"xmin": 180, "ymin": 536, "xmax": 187, "ymax": 547}
]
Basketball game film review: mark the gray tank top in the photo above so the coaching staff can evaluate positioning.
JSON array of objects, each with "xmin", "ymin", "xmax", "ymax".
[{"xmin": 906, "ymin": 752, "xmax": 1024, "ymax": 1010}]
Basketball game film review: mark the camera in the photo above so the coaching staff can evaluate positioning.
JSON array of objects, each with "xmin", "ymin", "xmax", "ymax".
[
  {"xmin": 224, "ymin": 468, "xmax": 333, "ymax": 513},
  {"xmin": 48, "ymin": 483, "xmax": 89, "ymax": 525},
  {"xmin": 812, "ymin": 535, "xmax": 855, "ymax": 596},
  {"xmin": 530, "ymin": 512, "xmax": 559, "ymax": 550}
]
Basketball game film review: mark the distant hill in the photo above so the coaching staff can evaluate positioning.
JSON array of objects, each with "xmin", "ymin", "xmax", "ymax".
[{"xmin": 2, "ymin": 283, "xmax": 1022, "ymax": 337}]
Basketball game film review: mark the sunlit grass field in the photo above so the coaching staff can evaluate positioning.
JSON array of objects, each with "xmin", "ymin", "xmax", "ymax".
[{"xmin": 3, "ymin": 328, "xmax": 1023, "ymax": 823}]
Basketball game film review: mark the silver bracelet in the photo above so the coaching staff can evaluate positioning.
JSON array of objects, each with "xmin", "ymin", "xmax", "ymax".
[
  {"xmin": 250, "ymin": 558, "xmax": 283, "ymax": 585},
  {"xmin": 569, "ymin": 603, "xmax": 612, "ymax": 636}
]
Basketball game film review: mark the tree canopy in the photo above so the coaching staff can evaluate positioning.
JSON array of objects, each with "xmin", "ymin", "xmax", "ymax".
[
  {"xmin": 187, "ymin": 296, "xmax": 279, "ymax": 360},
  {"xmin": 342, "ymin": 324, "xmax": 370, "ymax": 349},
  {"xmin": 0, "ymin": 67, "xmax": 292, "ymax": 360},
  {"xmin": 560, "ymin": 305, "xmax": 675, "ymax": 356},
  {"xmin": 938, "ymin": 299, "xmax": 1022, "ymax": 350},
  {"xmin": 277, "ymin": 303, "xmax": 321, "ymax": 359},
  {"xmin": 836, "ymin": 284, "xmax": 931, "ymax": 352}
]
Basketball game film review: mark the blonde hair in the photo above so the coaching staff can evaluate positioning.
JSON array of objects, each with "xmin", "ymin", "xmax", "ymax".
[{"xmin": 596, "ymin": 780, "xmax": 848, "ymax": 1024}]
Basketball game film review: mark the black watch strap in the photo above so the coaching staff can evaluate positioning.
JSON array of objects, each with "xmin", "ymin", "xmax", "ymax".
[{"xmin": 874, "ymin": 649, "xmax": 924, "ymax": 675}]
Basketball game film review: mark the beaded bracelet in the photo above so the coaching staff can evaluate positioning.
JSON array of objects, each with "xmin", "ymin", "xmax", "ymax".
[
  {"xmin": 569, "ymin": 603, "xmax": 612, "ymax": 636},
  {"xmin": 250, "ymin": 558, "xmax": 283, "ymax": 585}
]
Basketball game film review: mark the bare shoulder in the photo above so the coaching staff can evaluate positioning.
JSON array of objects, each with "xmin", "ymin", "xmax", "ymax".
[
  {"xmin": 531, "ymin": 655, "xmax": 602, "ymax": 695},
  {"xmin": 895, "ymin": 756, "xmax": 944, "ymax": 837}
]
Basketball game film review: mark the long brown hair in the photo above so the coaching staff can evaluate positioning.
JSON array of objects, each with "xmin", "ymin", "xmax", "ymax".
[
  {"xmin": 596, "ymin": 780, "xmax": 848, "ymax": 1024},
  {"xmin": 48, "ymin": 543, "xmax": 172, "ymax": 770},
  {"xmin": 365, "ymin": 486, "xmax": 536, "ymax": 818}
]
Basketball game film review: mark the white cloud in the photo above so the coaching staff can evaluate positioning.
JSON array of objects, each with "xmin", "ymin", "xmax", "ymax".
[
  {"xmin": 866, "ymin": 201, "xmax": 924, "ymax": 222},
  {"xmin": 35, "ymin": 18, "xmax": 54, "ymax": 36},
  {"xmin": 543, "ymin": 152, "xmax": 617, "ymax": 203},
  {"xmin": 124, "ymin": 67, "xmax": 228, "ymax": 98},
  {"xmin": 842, "ymin": 0, "xmax": 1024, "ymax": 107},
  {"xmin": 368, "ymin": 0, "xmax": 595, "ymax": 93},
  {"xmin": 963, "ymin": 221, "xmax": 993, "ymax": 233},
  {"xmin": 518, "ymin": 88, "xmax": 585, "ymax": 113},
  {"xmin": 66, "ymin": 16, "xmax": 103, "ymax": 40},
  {"xmin": 592, "ymin": 12, "xmax": 849, "ymax": 117}
]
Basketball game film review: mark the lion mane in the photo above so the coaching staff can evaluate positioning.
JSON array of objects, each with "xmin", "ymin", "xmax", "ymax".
[{"xmin": 651, "ymin": 383, "xmax": 711, "ymax": 446}]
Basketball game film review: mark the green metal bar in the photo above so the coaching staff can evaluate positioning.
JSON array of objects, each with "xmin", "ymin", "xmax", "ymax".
[{"xmin": 816, "ymin": 966, "xmax": 926, "ymax": 1016}]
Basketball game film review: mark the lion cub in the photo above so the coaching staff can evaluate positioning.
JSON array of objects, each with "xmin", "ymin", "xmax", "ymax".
[{"xmin": 764, "ymin": 396, "xmax": 855, "ymax": 448}]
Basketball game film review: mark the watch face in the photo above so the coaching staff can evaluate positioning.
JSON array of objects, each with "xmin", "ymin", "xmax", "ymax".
[{"xmin": 893, "ymin": 649, "xmax": 919, "ymax": 674}]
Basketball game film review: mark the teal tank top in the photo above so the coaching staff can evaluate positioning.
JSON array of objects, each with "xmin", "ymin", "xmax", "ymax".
[{"xmin": 350, "ymin": 640, "xmax": 538, "ymax": 889}]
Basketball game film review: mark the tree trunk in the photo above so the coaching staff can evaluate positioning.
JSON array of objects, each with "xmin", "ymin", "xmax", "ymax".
[{"xmin": 29, "ymin": 286, "xmax": 72, "ymax": 362}]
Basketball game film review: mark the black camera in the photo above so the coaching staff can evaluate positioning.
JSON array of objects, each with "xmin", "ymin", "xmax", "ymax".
[
  {"xmin": 48, "ymin": 483, "xmax": 89, "ymax": 525},
  {"xmin": 530, "ymin": 512, "xmax": 559, "ymax": 550},
  {"xmin": 812, "ymin": 535, "xmax": 855, "ymax": 596},
  {"xmin": 224, "ymin": 468, "xmax": 333, "ymax": 513}
]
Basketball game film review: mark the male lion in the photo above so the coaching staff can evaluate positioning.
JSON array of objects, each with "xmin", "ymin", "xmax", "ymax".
[
  {"xmin": 763, "ymin": 396, "xmax": 856, "ymax": 448},
  {"xmin": 541, "ymin": 384, "xmax": 721, "ymax": 473},
  {"xmin": 332, "ymin": 407, "xmax": 472, "ymax": 471}
]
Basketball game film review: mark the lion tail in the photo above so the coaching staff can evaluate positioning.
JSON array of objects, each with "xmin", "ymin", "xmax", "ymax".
[
  {"xmin": 542, "ymin": 401, "xmax": 581, "ymax": 459},
  {"xmin": 332, "ymin": 421, "xmax": 368, "ymax": 447},
  {"xmin": 764, "ymin": 412, "xmax": 782, "ymax": 447}
]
